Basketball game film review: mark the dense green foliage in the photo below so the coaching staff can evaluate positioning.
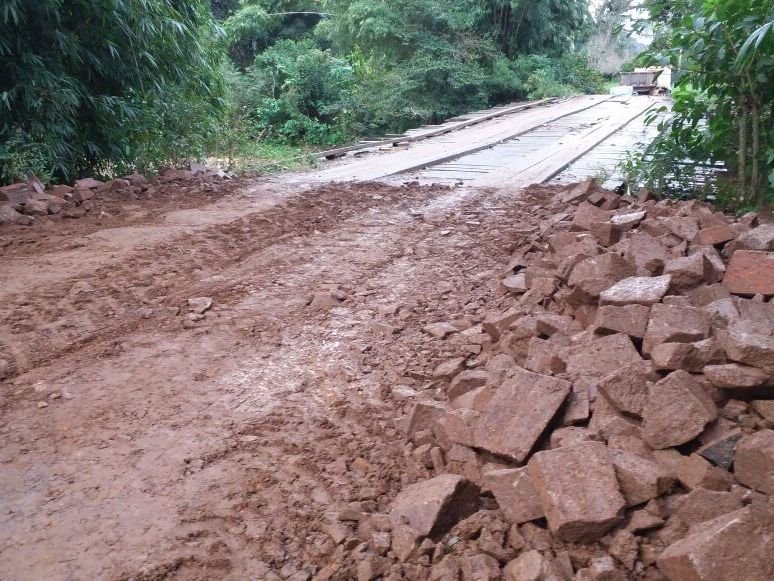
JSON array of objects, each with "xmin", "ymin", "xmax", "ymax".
[
  {"xmin": 1, "ymin": 0, "xmax": 611, "ymax": 183},
  {"xmin": 0, "ymin": 0, "xmax": 225, "ymax": 183},
  {"xmin": 629, "ymin": 0, "xmax": 774, "ymax": 212},
  {"xmin": 224, "ymin": 0, "xmax": 605, "ymax": 146}
]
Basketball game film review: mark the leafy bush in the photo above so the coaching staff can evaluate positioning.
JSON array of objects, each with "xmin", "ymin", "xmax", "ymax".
[
  {"xmin": 633, "ymin": 0, "xmax": 774, "ymax": 212},
  {"xmin": 513, "ymin": 54, "xmax": 606, "ymax": 99},
  {"xmin": 0, "ymin": 129, "xmax": 55, "ymax": 184},
  {"xmin": 0, "ymin": 0, "xmax": 225, "ymax": 183},
  {"xmin": 234, "ymin": 39, "xmax": 354, "ymax": 145},
  {"xmin": 525, "ymin": 70, "xmax": 577, "ymax": 99}
]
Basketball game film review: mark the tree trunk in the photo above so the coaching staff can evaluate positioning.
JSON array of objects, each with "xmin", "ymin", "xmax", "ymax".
[
  {"xmin": 751, "ymin": 100, "xmax": 764, "ymax": 212},
  {"xmin": 738, "ymin": 98, "xmax": 748, "ymax": 205}
]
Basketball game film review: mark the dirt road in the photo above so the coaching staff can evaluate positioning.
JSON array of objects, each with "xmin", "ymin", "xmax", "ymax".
[{"xmin": 0, "ymin": 172, "xmax": 562, "ymax": 579}]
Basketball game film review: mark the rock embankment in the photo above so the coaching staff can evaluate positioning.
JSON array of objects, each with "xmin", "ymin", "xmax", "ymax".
[
  {"xmin": 0, "ymin": 166, "xmax": 234, "ymax": 226},
  {"xmin": 353, "ymin": 180, "xmax": 774, "ymax": 580}
]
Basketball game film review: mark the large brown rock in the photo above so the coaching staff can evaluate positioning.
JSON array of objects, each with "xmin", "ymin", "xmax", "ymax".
[
  {"xmin": 642, "ymin": 304, "xmax": 711, "ymax": 354},
  {"xmin": 0, "ymin": 183, "xmax": 32, "ymax": 204},
  {"xmin": 662, "ymin": 215, "xmax": 700, "ymax": 241},
  {"xmin": 724, "ymin": 250, "xmax": 774, "ymax": 296},
  {"xmin": 704, "ymin": 297, "xmax": 741, "ymax": 328},
  {"xmin": 433, "ymin": 357, "xmax": 466, "ymax": 379},
  {"xmin": 406, "ymin": 401, "xmax": 448, "ymax": 441},
  {"xmin": 484, "ymin": 468, "xmax": 545, "ymax": 525},
  {"xmin": 689, "ymin": 282, "xmax": 732, "ymax": 306},
  {"xmin": 654, "ymin": 450, "xmax": 735, "ymax": 492},
  {"xmin": 536, "ymin": 312, "xmax": 581, "ymax": 336},
  {"xmin": 588, "ymin": 392, "xmax": 642, "ymax": 440},
  {"xmin": 72, "ymin": 188, "xmax": 95, "ymax": 203},
  {"xmin": 590, "ymin": 221, "xmax": 621, "ymax": 247},
  {"xmin": 550, "ymin": 426, "xmax": 598, "ymax": 449},
  {"xmin": 609, "ymin": 448, "xmax": 676, "ymax": 507},
  {"xmin": 698, "ymin": 246, "xmax": 728, "ymax": 282},
  {"xmin": 557, "ymin": 179, "xmax": 595, "ymax": 204},
  {"xmin": 594, "ymin": 304, "xmax": 650, "ymax": 338},
  {"xmin": 737, "ymin": 297, "xmax": 774, "ymax": 326},
  {"xmin": 721, "ymin": 320, "xmax": 774, "ymax": 371},
  {"xmin": 703, "ymin": 363, "xmax": 769, "ymax": 389},
  {"xmin": 451, "ymin": 385, "xmax": 494, "ymax": 412},
  {"xmin": 524, "ymin": 338, "xmax": 567, "ymax": 376},
  {"xmin": 734, "ymin": 430, "xmax": 774, "ymax": 495},
  {"xmin": 0, "ymin": 205, "xmax": 34, "ymax": 226},
  {"xmin": 74, "ymin": 177, "xmax": 104, "ymax": 190},
  {"xmin": 438, "ymin": 409, "xmax": 480, "ymax": 448},
  {"xmin": 642, "ymin": 371, "xmax": 717, "ymax": 449},
  {"xmin": 568, "ymin": 253, "xmax": 636, "ymax": 302},
  {"xmin": 503, "ymin": 550, "xmax": 550, "ymax": 581},
  {"xmin": 572, "ymin": 202, "xmax": 614, "ymax": 232},
  {"xmin": 598, "ymin": 362, "xmax": 653, "ymax": 417},
  {"xmin": 672, "ymin": 488, "xmax": 744, "ymax": 526},
  {"xmin": 733, "ymin": 223, "xmax": 774, "ymax": 251},
  {"xmin": 561, "ymin": 384, "xmax": 591, "ymax": 425},
  {"xmin": 564, "ymin": 333, "xmax": 644, "ymax": 380},
  {"xmin": 752, "ymin": 400, "xmax": 774, "ymax": 422},
  {"xmin": 448, "ymin": 370, "xmax": 489, "ymax": 400},
  {"xmin": 694, "ymin": 224, "xmax": 736, "ymax": 246},
  {"xmin": 600, "ymin": 275, "xmax": 671, "ymax": 306},
  {"xmin": 549, "ymin": 231, "xmax": 599, "ymax": 258},
  {"xmin": 389, "ymin": 474, "xmax": 480, "ymax": 539},
  {"xmin": 527, "ymin": 442, "xmax": 625, "ymax": 543},
  {"xmin": 24, "ymin": 199, "xmax": 49, "ymax": 216},
  {"xmin": 423, "ymin": 321, "xmax": 458, "ymax": 338},
  {"xmin": 657, "ymin": 504, "xmax": 774, "ymax": 581},
  {"xmin": 482, "ymin": 307, "xmax": 522, "ymax": 341},
  {"xmin": 626, "ymin": 232, "xmax": 669, "ymax": 274},
  {"xmin": 664, "ymin": 253, "xmax": 714, "ymax": 290},
  {"xmin": 650, "ymin": 338, "xmax": 726, "ymax": 372},
  {"xmin": 474, "ymin": 368, "xmax": 570, "ymax": 463},
  {"xmin": 588, "ymin": 190, "xmax": 621, "ymax": 210},
  {"xmin": 461, "ymin": 554, "xmax": 501, "ymax": 580}
]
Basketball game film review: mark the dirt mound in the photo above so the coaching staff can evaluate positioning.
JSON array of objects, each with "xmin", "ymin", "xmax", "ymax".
[
  {"xmin": 0, "ymin": 167, "xmax": 240, "ymax": 232},
  {"xmin": 345, "ymin": 180, "xmax": 774, "ymax": 580}
]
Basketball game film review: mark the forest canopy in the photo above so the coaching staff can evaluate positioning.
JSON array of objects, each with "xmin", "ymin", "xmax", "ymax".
[{"xmin": 1, "ymin": 0, "xmax": 622, "ymax": 183}]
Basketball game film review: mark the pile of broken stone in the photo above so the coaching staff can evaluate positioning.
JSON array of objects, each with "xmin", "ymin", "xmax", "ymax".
[
  {"xmin": 0, "ymin": 165, "xmax": 234, "ymax": 226},
  {"xmin": 363, "ymin": 181, "xmax": 774, "ymax": 580}
]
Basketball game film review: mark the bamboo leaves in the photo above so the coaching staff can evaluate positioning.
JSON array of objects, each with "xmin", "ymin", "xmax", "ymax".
[
  {"xmin": 0, "ymin": 0, "xmax": 226, "ymax": 181},
  {"xmin": 736, "ymin": 21, "xmax": 774, "ymax": 69}
]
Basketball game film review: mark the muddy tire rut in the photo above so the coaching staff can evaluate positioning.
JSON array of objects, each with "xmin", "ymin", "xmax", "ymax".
[{"xmin": 0, "ymin": 177, "xmax": 556, "ymax": 579}]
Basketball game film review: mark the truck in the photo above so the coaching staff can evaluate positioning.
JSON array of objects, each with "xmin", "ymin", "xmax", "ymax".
[{"xmin": 620, "ymin": 67, "xmax": 672, "ymax": 95}]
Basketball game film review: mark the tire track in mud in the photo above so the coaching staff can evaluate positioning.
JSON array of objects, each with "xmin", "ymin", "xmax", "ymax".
[
  {"xmin": 0, "ymin": 182, "xmax": 452, "ymax": 386},
  {"xmin": 0, "ymin": 180, "xmax": 559, "ymax": 579}
]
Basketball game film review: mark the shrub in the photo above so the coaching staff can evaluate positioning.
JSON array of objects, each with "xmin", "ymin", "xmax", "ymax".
[
  {"xmin": 0, "ymin": 0, "xmax": 225, "ymax": 183},
  {"xmin": 237, "ymin": 39, "xmax": 354, "ymax": 145}
]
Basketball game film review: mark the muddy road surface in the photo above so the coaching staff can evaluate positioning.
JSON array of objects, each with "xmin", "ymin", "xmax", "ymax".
[{"xmin": 0, "ymin": 175, "xmax": 559, "ymax": 579}]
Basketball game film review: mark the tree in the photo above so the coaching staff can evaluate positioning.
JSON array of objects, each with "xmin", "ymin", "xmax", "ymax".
[
  {"xmin": 311, "ymin": 0, "xmax": 599, "ymax": 132},
  {"xmin": 634, "ymin": 0, "xmax": 774, "ymax": 212},
  {"xmin": 586, "ymin": 0, "xmax": 645, "ymax": 74},
  {"xmin": 481, "ymin": 0, "xmax": 593, "ymax": 57},
  {"xmin": 210, "ymin": 0, "xmax": 241, "ymax": 20},
  {"xmin": 0, "ymin": 0, "xmax": 225, "ymax": 182},
  {"xmin": 224, "ymin": 0, "xmax": 326, "ymax": 67}
]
